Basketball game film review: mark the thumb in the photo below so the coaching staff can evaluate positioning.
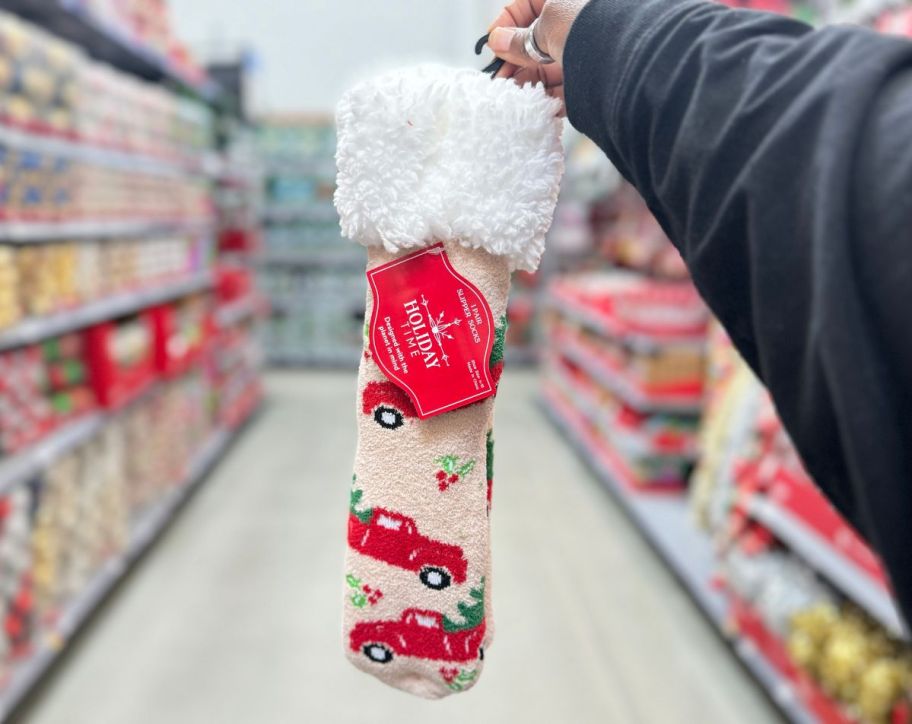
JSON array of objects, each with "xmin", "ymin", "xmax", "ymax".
[{"xmin": 488, "ymin": 25, "xmax": 537, "ymax": 68}]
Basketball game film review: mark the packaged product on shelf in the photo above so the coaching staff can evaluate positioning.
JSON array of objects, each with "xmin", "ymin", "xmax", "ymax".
[
  {"xmin": 10, "ymin": 234, "xmax": 208, "ymax": 320},
  {"xmin": 688, "ymin": 324, "xmax": 764, "ymax": 531},
  {"xmin": 0, "ymin": 246, "xmax": 22, "ymax": 330},
  {"xmin": 544, "ymin": 352, "xmax": 699, "ymax": 488},
  {"xmin": 30, "ymin": 451, "xmax": 80, "ymax": 619},
  {"xmin": 542, "ymin": 270, "xmax": 707, "ymax": 488},
  {"xmin": 151, "ymin": 294, "xmax": 209, "ymax": 376},
  {"xmin": 0, "ymin": 484, "xmax": 34, "ymax": 663},
  {"xmin": 85, "ymin": 312, "xmax": 156, "ymax": 407},
  {"xmin": 0, "ymin": 16, "xmax": 210, "ymax": 158},
  {"xmin": 0, "ymin": 12, "xmax": 83, "ymax": 136},
  {"xmin": 42, "ymin": 333, "xmax": 94, "ymax": 420},
  {"xmin": 722, "ymin": 538, "xmax": 912, "ymax": 724},
  {"xmin": 123, "ymin": 371, "xmax": 213, "ymax": 511},
  {"xmin": 0, "ymin": 346, "xmax": 55, "ymax": 455},
  {"xmin": 0, "ymin": 364, "xmax": 215, "ymax": 670}
]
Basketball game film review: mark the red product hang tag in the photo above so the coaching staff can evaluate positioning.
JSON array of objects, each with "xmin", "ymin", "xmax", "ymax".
[{"xmin": 367, "ymin": 243, "xmax": 496, "ymax": 419}]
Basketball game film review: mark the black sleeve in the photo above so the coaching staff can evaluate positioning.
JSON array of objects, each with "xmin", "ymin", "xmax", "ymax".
[{"xmin": 563, "ymin": 0, "xmax": 912, "ymax": 626}]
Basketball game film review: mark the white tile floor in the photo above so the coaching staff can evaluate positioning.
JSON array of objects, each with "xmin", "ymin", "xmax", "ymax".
[{"xmin": 19, "ymin": 371, "xmax": 782, "ymax": 724}]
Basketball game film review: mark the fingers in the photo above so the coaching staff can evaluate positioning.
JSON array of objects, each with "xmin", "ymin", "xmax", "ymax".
[
  {"xmin": 488, "ymin": 0, "xmax": 546, "ymax": 31},
  {"xmin": 488, "ymin": 24, "xmax": 536, "ymax": 69},
  {"xmin": 512, "ymin": 63, "xmax": 563, "ymax": 89},
  {"xmin": 494, "ymin": 61, "xmax": 520, "ymax": 80}
]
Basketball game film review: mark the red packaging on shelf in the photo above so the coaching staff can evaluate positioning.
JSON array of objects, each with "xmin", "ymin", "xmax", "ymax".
[{"xmin": 85, "ymin": 311, "xmax": 158, "ymax": 408}]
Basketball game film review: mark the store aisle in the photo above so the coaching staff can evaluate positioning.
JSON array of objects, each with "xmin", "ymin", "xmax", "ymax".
[{"xmin": 20, "ymin": 371, "xmax": 781, "ymax": 724}]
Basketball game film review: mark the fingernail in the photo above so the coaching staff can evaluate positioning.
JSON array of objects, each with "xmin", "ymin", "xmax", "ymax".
[{"xmin": 489, "ymin": 27, "xmax": 514, "ymax": 53}]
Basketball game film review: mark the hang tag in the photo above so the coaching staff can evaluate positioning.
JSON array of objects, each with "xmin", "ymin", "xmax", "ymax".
[{"xmin": 367, "ymin": 244, "xmax": 496, "ymax": 419}]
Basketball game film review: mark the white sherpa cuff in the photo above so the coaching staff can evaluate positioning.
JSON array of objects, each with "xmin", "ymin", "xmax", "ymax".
[{"xmin": 334, "ymin": 65, "xmax": 564, "ymax": 272}]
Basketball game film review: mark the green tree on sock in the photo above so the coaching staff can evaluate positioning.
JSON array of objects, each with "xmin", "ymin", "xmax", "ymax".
[
  {"xmin": 443, "ymin": 577, "xmax": 485, "ymax": 632},
  {"xmin": 350, "ymin": 476, "xmax": 372, "ymax": 524}
]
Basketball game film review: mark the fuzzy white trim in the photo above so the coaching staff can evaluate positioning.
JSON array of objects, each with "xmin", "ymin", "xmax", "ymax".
[{"xmin": 334, "ymin": 65, "xmax": 564, "ymax": 272}]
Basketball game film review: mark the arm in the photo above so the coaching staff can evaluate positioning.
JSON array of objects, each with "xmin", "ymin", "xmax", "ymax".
[
  {"xmin": 567, "ymin": 0, "xmax": 912, "ymax": 623},
  {"xmin": 498, "ymin": 0, "xmax": 912, "ymax": 623}
]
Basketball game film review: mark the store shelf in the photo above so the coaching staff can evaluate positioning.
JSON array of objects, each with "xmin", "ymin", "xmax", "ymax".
[
  {"xmin": 0, "ymin": 413, "xmax": 105, "ymax": 498},
  {"xmin": 0, "ymin": 217, "xmax": 213, "ymax": 243},
  {"xmin": 0, "ymin": 408, "xmax": 258, "ymax": 722},
  {"xmin": 215, "ymin": 294, "xmax": 266, "ymax": 329},
  {"xmin": 555, "ymin": 330, "xmax": 704, "ymax": 413},
  {"xmin": 258, "ymin": 250, "xmax": 363, "ymax": 268},
  {"xmin": 732, "ymin": 637, "xmax": 817, "ymax": 724},
  {"xmin": 0, "ymin": 273, "xmax": 213, "ymax": 352},
  {"xmin": 539, "ymin": 385, "xmax": 818, "ymax": 724},
  {"xmin": 547, "ymin": 291, "xmax": 707, "ymax": 353},
  {"xmin": 0, "ymin": 0, "xmax": 220, "ymax": 101},
  {"xmin": 746, "ymin": 495, "xmax": 906, "ymax": 638},
  {"xmin": 0, "ymin": 124, "xmax": 210, "ymax": 179}
]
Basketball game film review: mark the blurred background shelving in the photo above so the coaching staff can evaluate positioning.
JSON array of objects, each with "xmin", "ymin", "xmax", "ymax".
[{"xmin": 0, "ymin": 0, "xmax": 907, "ymax": 721}]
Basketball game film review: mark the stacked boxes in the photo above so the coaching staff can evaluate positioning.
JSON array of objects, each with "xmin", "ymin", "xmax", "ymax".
[{"xmin": 543, "ymin": 271, "xmax": 709, "ymax": 488}]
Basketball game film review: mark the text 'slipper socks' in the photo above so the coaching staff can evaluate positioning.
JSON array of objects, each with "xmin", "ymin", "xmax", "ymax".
[{"xmin": 334, "ymin": 66, "xmax": 564, "ymax": 698}]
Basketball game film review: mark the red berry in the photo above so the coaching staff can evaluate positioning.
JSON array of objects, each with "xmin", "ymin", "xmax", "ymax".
[
  {"xmin": 436, "ymin": 470, "xmax": 447, "ymax": 481},
  {"xmin": 448, "ymin": 474, "xmax": 459, "ymax": 484},
  {"xmin": 438, "ymin": 482, "xmax": 447, "ymax": 491}
]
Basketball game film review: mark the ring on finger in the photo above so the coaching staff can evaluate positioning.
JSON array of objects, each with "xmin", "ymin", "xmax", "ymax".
[{"xmin": 524, "ymin": 19, "xmax": 555, "ymax": 65}]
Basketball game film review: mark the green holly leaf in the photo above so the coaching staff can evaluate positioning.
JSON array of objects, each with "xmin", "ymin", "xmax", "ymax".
[
  {"xmin": 457, "ymin": 459, "xmax": 476, "ymax": 478},
  {"xmin": 435, "ymin": 455, "xmax": 458, "ymax": 474},
  {"xmin": 346, "ymin": 574, "xmax": 361, "ymax": 589},
  {"xmin": 351, "ymin": 592, "xmax": 367, "ymax": 608}
]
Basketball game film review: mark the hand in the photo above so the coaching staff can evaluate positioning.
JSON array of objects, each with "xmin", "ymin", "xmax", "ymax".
[{"xmin": 487, "ymin": 0, "xmax": 589, "ymax": 108}]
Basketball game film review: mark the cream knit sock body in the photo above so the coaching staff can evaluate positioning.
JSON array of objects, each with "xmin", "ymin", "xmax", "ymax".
[
  {"xmin": 344, "ymin": 243, "xmax": 506, "ymax": 698},
  {"xmin": 335, "ymin": 65, "xmax": 563, "ymax": 699}
]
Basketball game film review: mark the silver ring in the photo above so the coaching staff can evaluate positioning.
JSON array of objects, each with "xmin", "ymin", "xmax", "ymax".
[{"xmin": 524, "ymin": 19, "xmax": 555, "ymax": 65}]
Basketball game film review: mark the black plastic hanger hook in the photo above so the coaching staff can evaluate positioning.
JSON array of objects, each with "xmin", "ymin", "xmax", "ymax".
[{"xmin": 475, "ymin": 33, "xmax": 505, "ymax": 78}]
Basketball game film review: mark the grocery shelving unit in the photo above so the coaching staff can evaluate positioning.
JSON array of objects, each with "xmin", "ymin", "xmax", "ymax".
[
  {"xmin": 252, "ymin": 116, "xmax": 366, "ymax": 368},
  {"xmin": 0, "ymin": 0, "xmax": 220, "ymax": 100},
  {"xmin": 745, "ymin": 495, "xmax": 905, "ymax": 637},
  {"xmin": 0, "ymin": 410, "xmax": 258, "ymax": 722},
  {"xmin": 0, "ymin": 273, "xmax": 212, "ymax": 351},
  {"xmin": 540, "ymin": 386, "xmax": 820, "ymax": 724},
  {"xmin": 0, "ymin": 219, "xmax": 212, "ymax": 243},
  {"xmin": 542, "ymin": 209, "xmax": 911, "ymax": 722},
  {"xmin": 0, "ymin": 4, "xmax": 265, "ymax": 719}
]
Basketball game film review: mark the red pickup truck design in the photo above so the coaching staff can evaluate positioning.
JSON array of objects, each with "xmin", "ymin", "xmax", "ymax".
[
  {"xmin": 362, "ymin": 381, "xmax": 416, "ymax": 430},
  {"xmin": 349, "ymin": 507, "xmax": 468, "ymax": 590},
  {"xmin": 351, "ymin": 609, "xmax": 485, "ymax": 664}
]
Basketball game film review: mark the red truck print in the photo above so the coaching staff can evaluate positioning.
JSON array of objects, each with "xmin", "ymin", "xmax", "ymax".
[
  {"xmin": 351, "ymin": 609, "xmax": 485, "ymax": 664},
  {"xmin": 362, "ymin": 381, "xmax": 416, "ymax": 430},
  {"xmin": 348, "ymin": 506, "xmax": 468, "ymax": 590}
]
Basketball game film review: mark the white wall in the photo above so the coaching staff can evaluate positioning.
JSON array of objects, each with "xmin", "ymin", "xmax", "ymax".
[{"xmin": 169, "ymin": 0, "xmax": 503, "ymax": 115}]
